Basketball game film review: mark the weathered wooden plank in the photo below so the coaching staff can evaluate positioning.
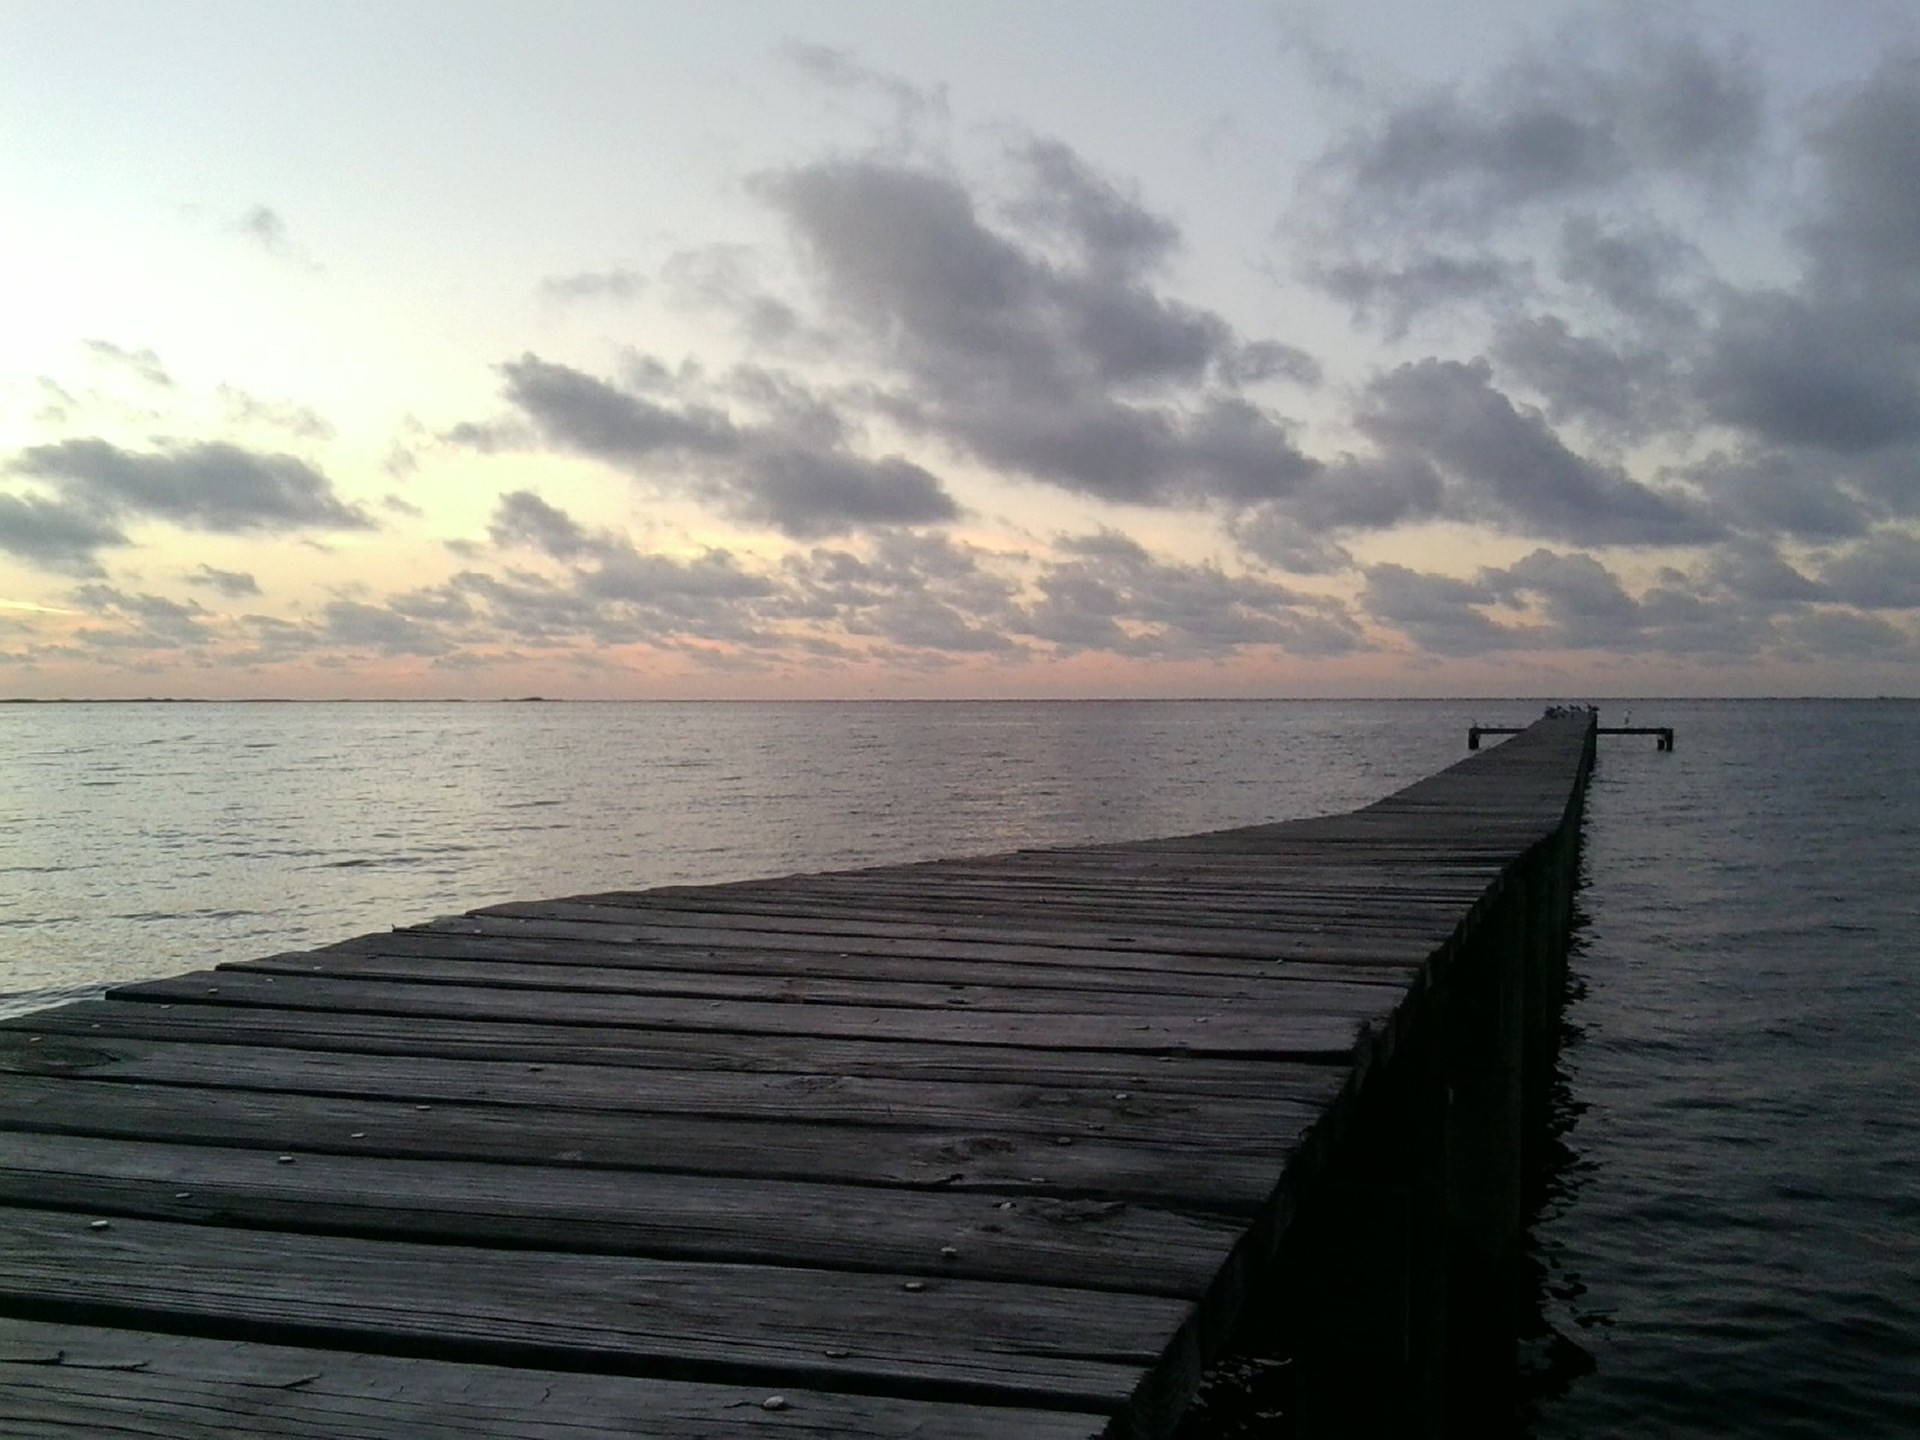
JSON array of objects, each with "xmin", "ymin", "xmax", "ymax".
[
  {"xmin": 103, "ymin": 970, "xmax": 1375, "ymax": 1059},
  {"xmin": 623, "ymin": 874, "xmax": 1494, "ymax": 918},
  {"xmin": 221, "ymin": 950, "xmax": 1407, "ymax": 1019},
  {"xmin": 0, "ymin": 1210, "xmax": 1187, "ymax": 1410},
  {"xmin": 0, "ymin": 1320, "xmax": 1109, "ymax": 1439},
  {"xmin": 0, "ymin": 1033, "xmax": 1333, "ymax": 1150},
  {"xmin": 396, "ymin": 913, "xmax": 1435, "ymax": 972},
  {"xmin": 775, "ymin": 867, "xmax": 1493, "ymax": 897},
  {"xmin": 0, "ymin": 1075, "xmax": 1310, "ymax": 1207},
  {"xmin": 424, "ymin": 908, "xmax": 1448, "ymax": 967},
  {"xmin": 0, "ymin": 1132, "xmax": 1243, "ymax": 1297},
  {"xmin": 461, "ymin": 899, "xmax": 1463, "ymax": 962},
  {"xmin": 6, "ymin": 999, "xmax": 1360, "ymax": 1096},
  {"xmin": 320, "ymin": 927, "xmax": 1422, "ymax": 992}
]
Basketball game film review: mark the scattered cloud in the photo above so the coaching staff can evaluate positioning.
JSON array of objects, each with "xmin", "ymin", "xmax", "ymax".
[
  {"xmin": 753, "ymin": 148, "xmax": 1318, "ymax": 507},
  {"xmin": 184, "ymin": 564, "xmax": 262, "ymax": 598},
  {"xmin": 231, "ymin": 205, "xmax": 321, "ymax": 269},
  {"xmin": 1019, "ymin": 530, "xmax": 1363, "ymax": 658},
  {"xmin": 82, "ymin": 340, "xmax": 174, "ymax": 388},
  {"xmin": 1297, "ymin": 21, "xmax": 1765, "ymax": 290},
  {"xmin": 1363, "ymin": 562, "xmax": 1518, "ymax": 656},
  {"xmin": 68, "ymin": 584, "xmax": 214, "ymax": 649},
  {"xmin": 539, "ymin": 268, "xmax": 646, "ymax": 303},
  {"xmin": 321, "ymin": 598, "xmax": 453, "ymax": 657},
  {"xmin": 9, "ymin": 438, "xmax": 373, "ymax": 535},
  {"xmin": 489, "ymin": 488, "xmax": 608, "ymax": 561},
  {"xmin": 217, "ymin": 386, "xmax": 336, "ymax": 440},
  {"xmin": 468, "ymin": 353, "xmax": 959, "ymax": 537},
  {"xmin": 0, "ymin": 493, "xmax": 128, "ymax": 575},
  {"xmin": 780, "ymin": 39, "xmax": 950, "ymax": 144},
  {"xmin": 1354, "ymin": 359, "xmax": 1716, "ymax": 544},
  {"xmin": 1820, "ymin": 529, "xmax": 1920, "ymax": 610}
]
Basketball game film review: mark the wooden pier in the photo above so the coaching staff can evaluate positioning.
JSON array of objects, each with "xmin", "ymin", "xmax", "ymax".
[
  {"xmin": 1470, "ymin": 721, "xmax": 1671, "ymax": 750},
  {"xmin": 0, "ymin": 713, "xmax": 1596, "ymax": 1438}
]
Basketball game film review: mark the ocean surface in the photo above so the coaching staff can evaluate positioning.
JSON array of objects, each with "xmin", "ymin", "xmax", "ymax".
[{"xmin": 2, "ymin": 697, "xmax": 1915, "ymax": 1434}]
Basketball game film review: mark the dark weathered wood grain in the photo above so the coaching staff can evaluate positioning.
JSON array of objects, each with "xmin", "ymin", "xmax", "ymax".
[
  {"xmin": 0, "ymin": 1319, "xmax": 1108, "ymax": 1440},
  {"xmin": 0, "ymin": 1072, "xmax": 1312, "ymax": 1206},
  {"xmin": 102, "ymin": 969, "xmax": 1374, "ymax": 1059},
  {"xmin": 5, "ymin": 1000, "xmax": 1358, "ymax": 1096},
  {"xmin": 0, "ymin": 1210, "xmax": 1185, "ymax": 1410},
  {"xmin": 0, "ymin": 1131, "xmax": 1241, "ymax": 1295}
]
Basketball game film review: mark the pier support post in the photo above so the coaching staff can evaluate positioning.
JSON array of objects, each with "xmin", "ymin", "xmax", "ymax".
[
  {"xmin": 1290, "ymin": 1010, "xmax": 1450, "ymax": 1439},
  {"xmin": 1516, "ymin": 863, "xmax": 1558, "ymax": 1179},
  {"xmin": 1443, "ymin": 884, "xmax": 1525, "ymax": 1431}
]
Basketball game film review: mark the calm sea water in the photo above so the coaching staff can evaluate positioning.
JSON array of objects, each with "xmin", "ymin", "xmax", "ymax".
[
  {"xmin": 1525, "ymin": 699, "xmax": 1920, "ymax": 1438},
  {"xmin": 2, "ymin": 697, "xmax": 1914, "ymax": 1434}
]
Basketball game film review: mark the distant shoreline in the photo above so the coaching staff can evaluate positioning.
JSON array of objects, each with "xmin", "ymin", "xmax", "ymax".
[{"xmin": 2, "ymin": 694, "xmax": 1914, "ymax": 705}]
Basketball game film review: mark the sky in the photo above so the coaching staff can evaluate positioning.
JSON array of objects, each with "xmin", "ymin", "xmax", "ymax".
[{"xmin": 3, "ymin": 1, "xmax": 1918, "ymax": 699}]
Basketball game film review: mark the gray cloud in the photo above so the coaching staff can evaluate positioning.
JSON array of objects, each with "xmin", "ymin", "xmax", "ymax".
[
  {"xmin": 1005, "ymin": 138, "xmax": 1181, "ymax": 278},
  {"xmin": 1700, "ymin": 290, "xmax": 1920, "ymax": 453},
  {"xmin": 185, "ymin": 565, "xmax": 262, "ymax": 598},
  {"xmin": 1290, "ymin": 18, "xmax": 1764, "ymax": 360},
  {"xmin": 1363, "ymin": 563, "xmax": 1516, "ymax": 656},
  {"xmin": 1356, "ymin": 358, "xmax": 1716, "ymax": 544},
  {"xmin": 780, "ymin": 39, "xmax": 950, "ymax": 142},
  {"xmin": 501, "ymin": 354, "xmax": 739, "ymax": 462},
  {"xmin": 1555, "ymin": 214, "xmax": 1702, "ymax": 325},
  {"xmin": 9, "ymin": 439, "xmax": 373, "ymax": 534},
  {"xmin": 1681, "ymin": 448, "xmax": 1869, "ymax": 542},
  {"xmin": 217, "ymin": 386, "xmax": 337, "ymax": 440},
  {"xmin": 82, "ymin": 340, "xmax": 173, "ymax": 388},
  {"xmin": 1800, "ymin": 53, "xmax": 1920, "ymax": 291},
  {"xmin": 488, "ymin": 489, "xmax": 607, "ymax": 561},
  {"xmin": 229, "ymin": 205, "xmax": 323, "ymax": 271},
  {"xmin": 1774, "ymin": 607, "xmax": 1914, "ymax": 661},
  {"xmin": 1307, "ymin": 252, "xmax": 1521, "ymax": 339},
  {"xmin": 754, "ymin": 150, "xmax": 1318, "ymax": 506},
  {"xmin": 450, "ymin": 492, "xmax": 788, "ymax": 651},
  {"xmin": 1820, "ymin": 530, "xmax": 1920, "ymax": 610},
  {"xmin": 1216, "ymin": 340, "xmax": 1322, "ymax": 388},
  {"xmin": 0, "ymin": 494, "xmax": 127, "ymax": 574},
  {"xmin": 1361, "ymin": 546, "xmax": 1864, "ymax": 661},
  {"xmin": 475, "ymin": 354, "xmax": 957, "ymax": 538},
  {"xmin": 1293, "ymin": 449, "xmax": 1445, "ymax": 534},
  {"xmin": 539, "ymin": 268, "xmax": 646, "ymax": 303},
  {"xmin": 1228, "ymin": 508, "xmax": 1354, "ymax": 575},
  {"xmin": 1270, "ymin": 14, "xmax": 1920, "ymax": 638},
  {"xmin": 235, "ymin": 205, "xmax": 291, "ymax": 251},
  {"xmin": 1305, "ymin": 25, "xmax": 1763, "ymax": 236},
  {"xmin": 323, "ymin": 599, "xmax": 452, "ymax": 657},
  {"xmin": 1488, "ymin": 547, "xmax": 1642, "ymax": 648},
  {"xmin": 1491, "ymin": 314, "xmax": 1675, "ymax": 433},
  {"xmin": 1018, "ymin": 531, "xmax": 1363, "ymax": 658},
  {"xmin": 579, "ymin": 545, "xmax": 774, "ymax": 608},
  {"xmin": 782, "ymin": 532, "xmax": 1023, "ymax": 656},
  {"xmin": 1705, "ymin": 541, "xmax": 1828, "ymax": 608},
  {"xmin": 744, "ymin": 449, "xmax": 956, "ymax": 537},
  {"xmin": 69, "ymin": 585, "xmax": 213, "ymax": 649}
]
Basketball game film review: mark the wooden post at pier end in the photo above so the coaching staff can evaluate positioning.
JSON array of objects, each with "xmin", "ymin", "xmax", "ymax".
[{"xmin": 1472, "ymin": 720, "xmax": 1671, "ymax": 750}]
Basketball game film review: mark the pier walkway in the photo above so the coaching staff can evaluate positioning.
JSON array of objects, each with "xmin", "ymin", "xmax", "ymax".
[{"xmin": 0, "ymin": 713, "xmax": 1595, "ymax": 1438}]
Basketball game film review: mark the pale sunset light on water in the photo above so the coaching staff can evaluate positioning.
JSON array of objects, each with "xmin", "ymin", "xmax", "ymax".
[{"xmin": 2, "ymin": 0, "xmax": 1916, "ymax": 699}]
